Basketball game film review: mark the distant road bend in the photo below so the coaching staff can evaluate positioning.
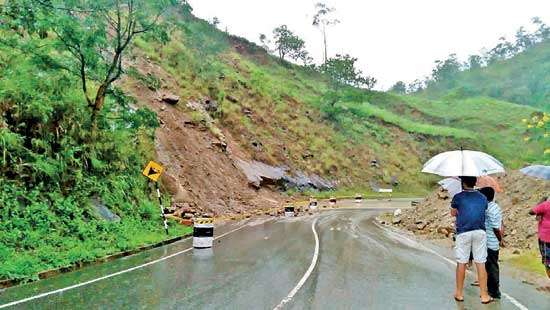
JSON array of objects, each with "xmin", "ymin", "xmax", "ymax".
[{"xmin": 0, "ymin": 199, "xmax": 547, "ymax": 309}]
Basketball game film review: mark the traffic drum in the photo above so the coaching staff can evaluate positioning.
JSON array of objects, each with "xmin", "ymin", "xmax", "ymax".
[
  {"xmin": 193, "ymin": 218, "xmax": 214, "ymax": 248},
  {"xmin": 284, "ymin": 205, "xmax": 295, "ymax": 217}
]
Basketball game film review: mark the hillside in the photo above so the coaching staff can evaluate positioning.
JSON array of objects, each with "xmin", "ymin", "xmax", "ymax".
[
  {"xmin": 0, "ymin": 1, "xmax": 544, "ymax": 283},
  {"xmin": 128, "ymin": 10, "xmax": 542, "ymax": 190},
  {"xmin": 420, "ymin": 40, "xmax": 550, "ymax": 111}
]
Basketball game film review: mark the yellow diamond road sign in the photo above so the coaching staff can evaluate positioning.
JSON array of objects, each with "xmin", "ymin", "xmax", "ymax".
[{"xmin": 142, "ymin": 161, "xmax": 164, "ymax": 182}]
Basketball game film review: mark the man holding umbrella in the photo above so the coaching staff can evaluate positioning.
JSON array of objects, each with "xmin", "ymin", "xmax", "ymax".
[
  {"xmin": 450, "ymin": 176, "xmax": 493, "ymax": 304},
  {"xmin": 423, "ymin": 149, "xmax": 505, "ymax": 304}
]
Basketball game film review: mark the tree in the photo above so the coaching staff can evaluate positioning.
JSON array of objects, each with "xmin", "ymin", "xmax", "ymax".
[
  {"xmin": 272, "ymin": 25, "xmax": 307, "ymax": 62},
  {"xmin": 389, "ymin": 81, "xmax": 407, "ymax": 94},
  {"xmin": 320, "ymin": 54, "xmax": 376, "ymax": 89},
  {"xmin": 487, "ymin": 37, "xmax": 517, "ymax": 63},
  {"xmin": 211, "ymin": 16, "xmax": 220, "ymax": 27},
  {"xmin": 407, "ymin": 79, "xmax": 425, "ymax": 93},
  {"xmin": 312, "ymin": 2, "xmax": 339, "ymax": 63},
  {"xmin": 523, "ymin": 112, "xmax": 550, "ymax": 164},
  {"xmin": 515, "ymin": 26, "xmax": 535, "ymax": 51},
  {"xmin": 0, "ymin": 0, "xmax": 182, "ymax": 135},
  {"xmin": 532, "ymin": 17, "xmax": 550, "ymax": 42},
  {"xmin": 467, "ymin": 54, "xmax": 484, "ymax": 70},
  {"xmin": 259, "ymin": 33, "xmax": 271, "ymax": 51},
  {"xmin": 431, "ymin": 54, "xmax": 462, "ymax": 83}
]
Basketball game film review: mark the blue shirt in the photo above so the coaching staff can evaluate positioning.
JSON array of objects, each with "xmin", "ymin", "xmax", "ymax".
[
  {"xmin": 451, "ymin": 190, "xmax": 488, "ymax": 235},
  {"xmin": 485, "ymin": 201, "xmax": 502, "ymax": 250}
]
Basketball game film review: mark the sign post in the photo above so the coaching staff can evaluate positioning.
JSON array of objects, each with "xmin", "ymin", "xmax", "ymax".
[{"xmin": 142, "ymin": 161, "xmax": 168, "ymax": 235}]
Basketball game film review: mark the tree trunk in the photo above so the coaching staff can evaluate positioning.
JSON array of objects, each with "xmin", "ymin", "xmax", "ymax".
[
  {"xmin": 90, "ymin": 83, "xmax": 108, "ymax": 136},
  {"xmin": 323, "ymin": 25, "xmax": 328, "ymax": 64}
]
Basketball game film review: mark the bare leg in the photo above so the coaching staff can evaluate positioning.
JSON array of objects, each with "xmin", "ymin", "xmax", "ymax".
[
  {"xmin": 475, "ymin": 262, "xmax": 491, "ymax": 302},
  {"xmin": 455, "ymin": 263, "xmax": 466, "ymax": 300}
]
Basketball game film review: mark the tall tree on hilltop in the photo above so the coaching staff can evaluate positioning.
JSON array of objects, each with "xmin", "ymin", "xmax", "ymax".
[
  {"xmin": 312, "ymin": 2, "xmax": 339, "ymax": 64},
  {"xmin": 0, "ymin": 0, "xmax": 187, "ymax": 136}
]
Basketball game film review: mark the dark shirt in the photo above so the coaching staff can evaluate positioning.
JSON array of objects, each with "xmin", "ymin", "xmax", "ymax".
[{"xmin": 451, "ymin": 190, "xmax": 488, "ymax": 235}]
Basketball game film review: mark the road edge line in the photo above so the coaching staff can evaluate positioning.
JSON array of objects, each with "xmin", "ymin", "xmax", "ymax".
[
  {"xmin": 0, "ymin": 224, "xmax": 250, "ymax": 309},
  {"xmin": 376, "ymin": 223, "xmax": 528, "ymax": 310},
  {"xmin": 273, "ymin": 218, "xmax": 320, "ymax": 310}
]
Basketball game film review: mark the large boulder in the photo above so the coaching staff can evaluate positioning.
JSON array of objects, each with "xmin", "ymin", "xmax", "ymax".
[
  {"xmin": 234, "ymin": 159, "xmax": 334, "ymax": 191},
  {"xmin": 283, "ymin": 172, "xmax": 333, "ymax": 191},
  {"xmin": 235, "ymin": 159, "xmax": 286, "ymax": 189},
  {"xmin": 161, "ymin": 93, "xmax": 180, "ymax": 105}
]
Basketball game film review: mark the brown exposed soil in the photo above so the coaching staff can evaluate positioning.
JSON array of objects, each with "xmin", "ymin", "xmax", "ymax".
[{"xmin": 121, "ymin": 56, "xmax": 284, "ymax": 218}]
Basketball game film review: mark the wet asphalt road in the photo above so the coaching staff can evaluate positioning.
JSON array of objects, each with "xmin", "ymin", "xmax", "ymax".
[{"xmin": 0, "ymin": 200, "xmax": 548, "ymax": 309}]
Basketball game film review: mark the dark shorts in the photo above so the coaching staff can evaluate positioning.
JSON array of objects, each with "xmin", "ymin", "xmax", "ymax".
[{"xmin": 539, "ymin": 239, "xmax": 550, "ymax": 270}]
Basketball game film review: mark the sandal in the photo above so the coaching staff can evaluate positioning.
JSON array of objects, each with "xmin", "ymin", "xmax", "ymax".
[
  {"xmin": 481, "ymin": 298, "xmax": 494, "ymax": 304},
  {"xmin": 454, "ymin": 296, "xmax": 464, "ymax": 302}
]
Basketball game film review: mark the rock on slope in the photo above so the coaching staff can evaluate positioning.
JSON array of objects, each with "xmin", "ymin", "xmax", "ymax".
[{"xmin": 389, "ymin": 171, "xmax": 549, "ymax": 250}]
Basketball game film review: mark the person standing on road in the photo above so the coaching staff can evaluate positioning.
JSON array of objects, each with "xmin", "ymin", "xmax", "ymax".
[
  {"xmin": 529, "ymin": 196, "xmax": 550, "ymax": 279},
  {"xmin": 479, "ymin": 187, "xmax": 504, "ymax": 299},
  {"xmin": 451, "ymin": 176, "xmax": 493, "ymax": 304}
]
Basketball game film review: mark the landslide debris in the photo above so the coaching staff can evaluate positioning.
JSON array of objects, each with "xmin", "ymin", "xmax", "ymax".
[{"xmin": 386, "ymin": 171, "xmax": 549, "ymax": 251}]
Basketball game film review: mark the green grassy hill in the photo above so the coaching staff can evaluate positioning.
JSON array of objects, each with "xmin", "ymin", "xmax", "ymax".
[{"xmin": 420, "ymin": 41, "xmax": 550, "ymax": 111}]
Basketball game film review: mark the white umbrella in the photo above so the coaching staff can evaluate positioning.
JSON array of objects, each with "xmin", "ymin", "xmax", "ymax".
[
  {"xmin": 520, "ymin": 165, "xmax": 550, "ymax": 180},
  {"xmin": 422, "ymin": 150, "xmax": 504, "ymax": 177},
  {"xmin": 438, "ymin": 177, "xmax": 462, "ymax": 198}
]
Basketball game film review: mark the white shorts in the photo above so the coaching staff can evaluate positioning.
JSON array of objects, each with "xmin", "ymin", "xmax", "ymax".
[{"xmin": 455, "ymin": 230, "xmax": 487, "ymax": 264}]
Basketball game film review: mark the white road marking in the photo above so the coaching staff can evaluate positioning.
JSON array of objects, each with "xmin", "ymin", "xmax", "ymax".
[
  {"xmin": 273, "ymin": 218, "xmax": 319, "ymax": 310},
  {"xmin": 500, "ymin": 293, "xmax": 529, "ymax": 310},
  {"xmin": 377, "ymin": 223, "xmax": 528, "ymax": 310},
  {"xmin": 0, "ymin": 224, "xmax": 249, "ymax": 309}
]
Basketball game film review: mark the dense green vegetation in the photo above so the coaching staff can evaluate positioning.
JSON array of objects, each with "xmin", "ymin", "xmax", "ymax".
[
  {"xmin": 420, "ymin": 41, "xmax": 550, "ymax": 111},
  {"xmin": 0, "ymin": 0, "xmax": 192, "ymax": 282},
  {"xmin": 403, "ymin": 18, "xmax": 550, "ymax": 111}
]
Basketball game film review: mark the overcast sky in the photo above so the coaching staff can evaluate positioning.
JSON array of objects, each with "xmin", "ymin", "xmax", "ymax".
[{"xmin": 188, "ymin": 0, "xmax": 550, "ymax": 89}]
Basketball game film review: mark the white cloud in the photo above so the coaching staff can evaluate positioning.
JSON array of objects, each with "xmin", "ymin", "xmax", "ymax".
[{"xmin": 188, "ymin": 0, "xmax": 550, "ymax": 89}]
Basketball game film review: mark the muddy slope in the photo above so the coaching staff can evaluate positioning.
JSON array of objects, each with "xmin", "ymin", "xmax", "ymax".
[{"xmin": 122, "ymin": 58, "xmax": 283, "ymax": 216}]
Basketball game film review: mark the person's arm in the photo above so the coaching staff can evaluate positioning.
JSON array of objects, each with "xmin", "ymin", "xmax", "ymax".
[
  {"xmin": 451, "ymin": 208, "xmax": 458, "ymax": 217},
  {"xmin": 493, "ymin": 228, "xmax": 503, "ymax": 242},
  {"xmin": 492, "ymin": 206, "xmax": 504, "ymax": 244},
  {"xmin": 450, "ymin": 196, "xmax": 458, "ymax": 217}
]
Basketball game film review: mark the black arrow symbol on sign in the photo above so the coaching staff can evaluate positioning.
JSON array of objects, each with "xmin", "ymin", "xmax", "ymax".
[{"xmin": 147, "ymin": 167, "xmax": 159, "ymax": 176}]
